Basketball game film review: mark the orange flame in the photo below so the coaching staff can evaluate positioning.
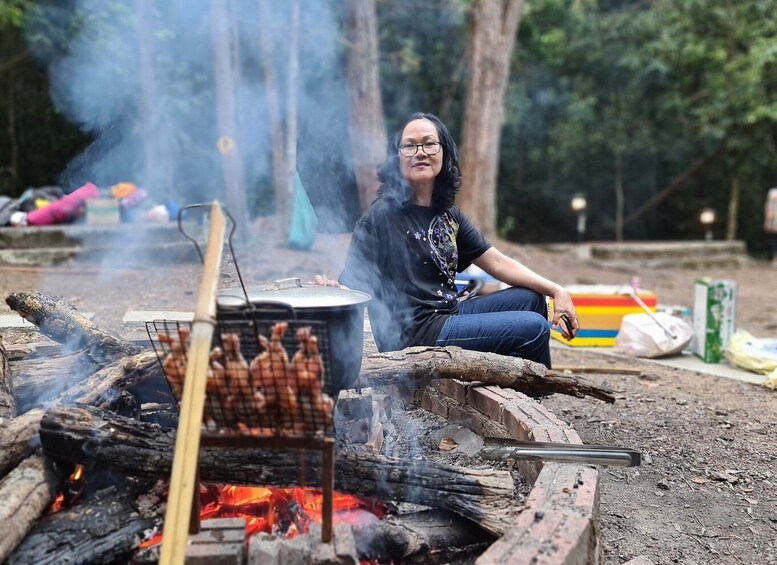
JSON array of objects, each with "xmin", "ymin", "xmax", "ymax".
[{"xmin": 139, "ymin": 484, "xmax": 386, "ymax": 549}]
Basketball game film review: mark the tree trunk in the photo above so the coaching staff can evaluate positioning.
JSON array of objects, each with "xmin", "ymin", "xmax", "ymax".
[
  {"xmin": 614, "ymin": 151, "xmax": 624, "ymax": 241},
  {"xmin": 358, "ymin": 346, "xmax": 615, "ymax": 403},
  {"xmin": 459, "ymin": 0, "xmax": 524, "ymax": 237},
  {"xmin": 137, "ymin": 0, "xmax": 162, "ymax": 194},
  {"xmin": 345, "ymin": 0, "xmax": 386, "ymax": 211},
  {"xmin": 41, "ymin": 405, "xmax": 517, "ymax": 535},
  {"xmin": 726, "ymin": 170, "xmax": 740, "ymax": 240},
  {"xmin": 258, "ymin": 0, "xmax": 287, "ymax": 222},
  {"xmin": 283, "ymin": 0, "xmax": 300, "ymax": 244},
  {"xmin": 210, "ymin": 0, "xmax": 248, "ymax": 232}
]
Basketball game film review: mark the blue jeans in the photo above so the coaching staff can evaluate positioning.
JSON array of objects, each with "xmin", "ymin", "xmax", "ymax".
[{"xmin": 435, "ymin": 287, "xmax": 552, "ymax": 368}]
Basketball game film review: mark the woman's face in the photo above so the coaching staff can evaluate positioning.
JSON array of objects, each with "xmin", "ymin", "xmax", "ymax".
[{"xmin": 398, "ymin": 119, "xmax": 443, "ymax": 189}]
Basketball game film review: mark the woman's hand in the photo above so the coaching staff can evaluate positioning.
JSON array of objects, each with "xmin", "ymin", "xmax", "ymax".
[
  {"xmin": 551, "ymin": 288, "xmax": 579, "ymax": 341},
  {"xmin": 312, "ymin": 275, "xmax": 349, "ymax": 289}
]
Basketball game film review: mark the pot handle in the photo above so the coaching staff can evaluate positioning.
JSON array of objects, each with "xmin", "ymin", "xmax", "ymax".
[
  {"xmin": 272, "ymin": 277, "xmax": 303, "ymax": 291},
  {"xmin": 177, "ymin": 202, "xmax": 250, "ymax": 306}
]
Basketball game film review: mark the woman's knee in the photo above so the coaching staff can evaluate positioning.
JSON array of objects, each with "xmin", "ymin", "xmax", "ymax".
[{"xmin": 504, "ymin": 287, "xmax": 547, "ymax": 317}]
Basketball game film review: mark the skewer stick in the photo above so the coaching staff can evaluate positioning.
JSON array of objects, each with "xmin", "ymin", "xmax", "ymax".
[{"xmin": 159, "ymin": 202, "xmax": 226, "ymax": 565}]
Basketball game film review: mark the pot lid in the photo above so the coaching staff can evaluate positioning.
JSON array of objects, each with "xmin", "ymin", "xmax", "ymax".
[{"xmin": 217, "ymin": 278, "xmax": 371, "ymax": 309}]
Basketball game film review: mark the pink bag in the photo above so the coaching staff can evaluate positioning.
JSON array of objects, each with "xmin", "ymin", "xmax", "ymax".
[{"xmin": 27, "ymin": 182, "xmax": 100, "ymax": 226}]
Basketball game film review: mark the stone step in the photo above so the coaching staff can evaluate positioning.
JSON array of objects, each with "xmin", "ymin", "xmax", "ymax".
[
  {"xmin": 588, "ymin": 240, "xmax": 747, "ymax": 261},
  {"xmin": 0, "ymin": 241, "xmax": 199, "ymax": 267},
  {"xmin": 0, "ymin": 223, "xmax": 191, "ymax": 250}
]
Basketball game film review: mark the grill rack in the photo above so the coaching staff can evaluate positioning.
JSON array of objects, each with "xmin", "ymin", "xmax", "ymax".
[{"xmin": 147, "ymin": 315, "xmax": 335, "ymax": 437}]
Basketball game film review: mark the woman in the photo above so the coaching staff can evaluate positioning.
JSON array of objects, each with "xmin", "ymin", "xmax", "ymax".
[{"xmin": 318, "ymin": 112, "xmax": 578, "ymax": 368}]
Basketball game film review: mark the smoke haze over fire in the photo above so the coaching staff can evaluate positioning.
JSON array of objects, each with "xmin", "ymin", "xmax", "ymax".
[{"xmin": 23, "ymin": 0, "xmax": 360, "ymax": 233}]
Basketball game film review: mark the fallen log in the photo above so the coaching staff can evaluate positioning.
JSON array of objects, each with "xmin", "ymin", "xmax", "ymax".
[
  {"xmin": 5, "ymin": 292, "xmax": 142, "ymax": 365},
  {"xmin": 7, "ymin": 487, "xmax": 152, "ymax": 565},
  {"xmin": 358, "ymin": 346, "xmax": 616, "ymax": 403},
  {"xmin": 0, "ymin": 351, "xmax": 159, "ymax": 476},
  {"xmin": 0, "ymin": 337, "xmax": 15, "ymax": 419},
  {"xmin": 353, "ymin": 509, "xmax": 494, "ymax": 564},
  {"xmin": 0, "ymin": 453, "xmax": 65, "ymax": 563},
  {"xmin": 40, "ymin": 405, "xmax": 516, "ymax": 535}
]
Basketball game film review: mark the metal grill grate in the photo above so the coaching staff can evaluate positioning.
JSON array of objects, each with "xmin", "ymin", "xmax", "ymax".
[{"xmin": 147, "ymin": 317, "xmax": 335, "ymax": 436}]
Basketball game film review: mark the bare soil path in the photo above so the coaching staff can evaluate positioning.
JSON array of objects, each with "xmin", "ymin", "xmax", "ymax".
[{"xmin": 1, "ymin": 231, "xmax": 775, "ymax": 564}]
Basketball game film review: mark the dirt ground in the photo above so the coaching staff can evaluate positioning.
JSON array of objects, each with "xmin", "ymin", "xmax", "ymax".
[{"xmin": 1, "ymin": 230, "xmax": 775, "ymax": 565}]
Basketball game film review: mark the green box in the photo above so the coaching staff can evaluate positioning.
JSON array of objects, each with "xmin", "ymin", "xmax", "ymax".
[
  {"xmin": 86, "ymin": 198, "xmax": 120, "ymax": 226},
  {"xmin": 692, "ymin": 279, "xmax": 736, "ymax": 363}
]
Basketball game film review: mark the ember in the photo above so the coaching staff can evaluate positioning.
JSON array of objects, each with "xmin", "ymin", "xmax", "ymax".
[
  {"xmin": 47, "ymin": 464, "xmax": 84, "ymax": 514},
  {"xmin": 139, "ymin": 484, "xmax": 386, "ymax": 549}
]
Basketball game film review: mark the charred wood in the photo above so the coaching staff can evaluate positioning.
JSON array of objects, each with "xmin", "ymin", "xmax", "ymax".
[
  {"xmin": 353, "ymin": 509, "xmax": 494, "ymax": 564},
  {"xmin": 5, "ymin": 292, "xmax": 142, "ymax": 365},
  {"xmin": 0, "ymin": 453, "xmax": 65, "ymax": 562},
  {"xmin": 41, "ymin": 405, "xmax": 516, "ymax": 535},
  {"xmin": 0, "ymin": 351, "xmax": 159, "ymax": 476},
  {"xmin": 0, "ymin": 337, "xmax": 15, "ymax": 419},
  {"xmin": 7, "ymin": 487, "xmax": 152, "ymax": 565},
  {"xmin": 9, "ymin": 347, "xmax": 97, "ymax": 413},
  {"xmin": 358, "ymin": 346, "xmax": 616, "ymax": 403}
]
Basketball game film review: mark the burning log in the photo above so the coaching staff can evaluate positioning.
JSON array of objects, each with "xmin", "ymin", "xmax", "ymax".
[
  {"xmin": 353, "ymin": 509, "xmax": 494, "ymax": 564},
  {"xmin": 0, "ymin": 337, "xmax": 16, "ymax": 419},
  {"xmin": 6, "ymin": 487, "xmax": 153, "ymax": 565},
  {"xmin": 9, "ymin": 347, "xmax": 97, "ymax": 413},
  {"xmin": 0, "ymin": 454, "xmax": 65, "ymax": 563},
  {"xmin": 40, "ymin": 405, "xmax": 516, "ymax": 535},
  {"xmin": 0, "ymin": 351, "xmax": 159, "ymax": 476},
  {"xmin": 5, "ymin": 292, "xmax": 142, "ymax": 365},
  {"xmin": 359, "ymin": 346, "xmax": 616, "ymax": 403}
]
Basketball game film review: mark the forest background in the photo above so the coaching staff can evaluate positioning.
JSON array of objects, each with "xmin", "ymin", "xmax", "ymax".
[{"xmin": 1, "ymin": 0, "xmax": 776, "ymax": 257}]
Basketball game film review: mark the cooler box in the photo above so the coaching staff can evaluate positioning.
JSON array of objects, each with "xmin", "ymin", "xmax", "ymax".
[
  {"xmin": 692, "ymin": 279, "xmax": 736, "ymax": 363},
  {"xmin": 551, "ymin": 284, "xmax": 657, "ymax": 347}
]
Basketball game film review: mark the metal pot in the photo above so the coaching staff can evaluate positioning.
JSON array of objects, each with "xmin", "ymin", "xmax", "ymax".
[{"xmin": 216, "ymin": 278, "xmax": 371, "ymax": 395}]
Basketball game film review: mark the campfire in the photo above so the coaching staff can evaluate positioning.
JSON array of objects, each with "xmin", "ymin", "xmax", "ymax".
[{"xmin": 0, "ymin": 289, "xmax": 618, "ymax": 564}]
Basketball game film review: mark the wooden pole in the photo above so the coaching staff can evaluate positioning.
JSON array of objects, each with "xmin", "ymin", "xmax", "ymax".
[{"xmin": 159, "ymin": 202, "xmax": 226, "ymax": 565}]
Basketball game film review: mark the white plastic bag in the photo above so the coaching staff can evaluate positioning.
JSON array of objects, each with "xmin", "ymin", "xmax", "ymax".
[{"xmin": 613, "ymin": 312, "xmax": 693, "ymax": 358}]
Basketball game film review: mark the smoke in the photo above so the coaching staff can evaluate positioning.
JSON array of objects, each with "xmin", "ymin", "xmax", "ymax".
[{"xmin": 23, "ymin": 0, "xmax": 359, "ymax": 232}]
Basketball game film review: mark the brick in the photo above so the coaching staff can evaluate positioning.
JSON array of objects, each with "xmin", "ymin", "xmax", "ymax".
[
  {"xmin": 429, "ymin": 378, "xmax": 468, "ymax": 404},
  {"xmin": 502, "ymin": 405, "xmax": 534, "ymax": 440},
  {"xmin": 420, "ymin": 388, "xmax": 450, "ymax": 419},
  {"xmin": 467, "ymin": 386, "xmax": 506, "ymax": 422}
]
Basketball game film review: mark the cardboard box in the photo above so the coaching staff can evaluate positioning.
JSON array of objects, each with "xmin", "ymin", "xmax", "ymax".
[
  {"xmin": 692, "ymin": 279, "xmax": 736, "ymax": 363},
  {"xmin": 86, "ymin": 198, "xmax": 120, "ymax": 226},
  {"xmin": 551, "ymin": 284, "xmax": 657, "ymax": 347}
]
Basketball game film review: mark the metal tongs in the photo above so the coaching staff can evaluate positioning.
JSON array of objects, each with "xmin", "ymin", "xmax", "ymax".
[{"xmin": 480, "ymin": 437, "xmax": 641, "ymax": 467}]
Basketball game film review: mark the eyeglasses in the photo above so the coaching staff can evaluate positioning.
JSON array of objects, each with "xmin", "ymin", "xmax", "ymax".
[{"xmin": 398, "ymin": 141, "xmax": 442, "ymax": 157}]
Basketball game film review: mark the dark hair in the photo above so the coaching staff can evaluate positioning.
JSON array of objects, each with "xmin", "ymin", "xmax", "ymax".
[{"xmin": 377, "ymin": 112, "xmax": 461, "ymax": 209}]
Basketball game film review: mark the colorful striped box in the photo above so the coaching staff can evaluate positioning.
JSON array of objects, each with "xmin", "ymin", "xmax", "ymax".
[{"xmin": 551, "ymin": 284, "xmax": 657, "ymax": 347}]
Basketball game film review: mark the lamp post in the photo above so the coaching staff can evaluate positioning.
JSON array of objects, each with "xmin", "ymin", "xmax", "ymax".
[
  {"xmin": 571, "ymin": 193, "xmax": 587, "ymax": 243},
  {"xmin": 699, "ymin": 207, "xmax": 716, "ymax": 241}
]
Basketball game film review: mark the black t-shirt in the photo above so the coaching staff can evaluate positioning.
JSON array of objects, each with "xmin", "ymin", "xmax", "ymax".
[{"xmin": 340, "ymin": 197, "xmax": 491, "ymax": 351}]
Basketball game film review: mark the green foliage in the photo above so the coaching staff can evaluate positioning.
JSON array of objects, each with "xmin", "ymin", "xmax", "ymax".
[{"xmin": 499, "ymin": 0, "xmax": 777, "ymax": 250}]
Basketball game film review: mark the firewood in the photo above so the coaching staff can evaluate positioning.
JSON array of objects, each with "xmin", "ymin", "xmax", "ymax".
[
  {"xmin": 5, "ymin": 292, "xmax": 142, "ymax": 365},
  {"xmin": 7, "ymin": 487, "xmax": 152, "ymax": 565},
  {"xmin": 0, "ymin": 453, "xmax": 65, "ymax": 563},
  {"xmin": 0, "ymin": 351, "xmax": 159, "ymax": 476},
  {"xmin": 40, "ymin": 405, "xmax": 517, "ymax": 535},
  {"xmin": 358, "ymin": 346, "xmax": 616, "ymax": 403},
  {"xmin": 0, "ymin": 337, "xmax": 15, "ymax": 420},
  {"xmin": 352, "ymin": 509, "xmax": 494, "ymax": 564},
  {"xmin": 9, "ymin": 347, "xmax": 97, "ymax": 413}
]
